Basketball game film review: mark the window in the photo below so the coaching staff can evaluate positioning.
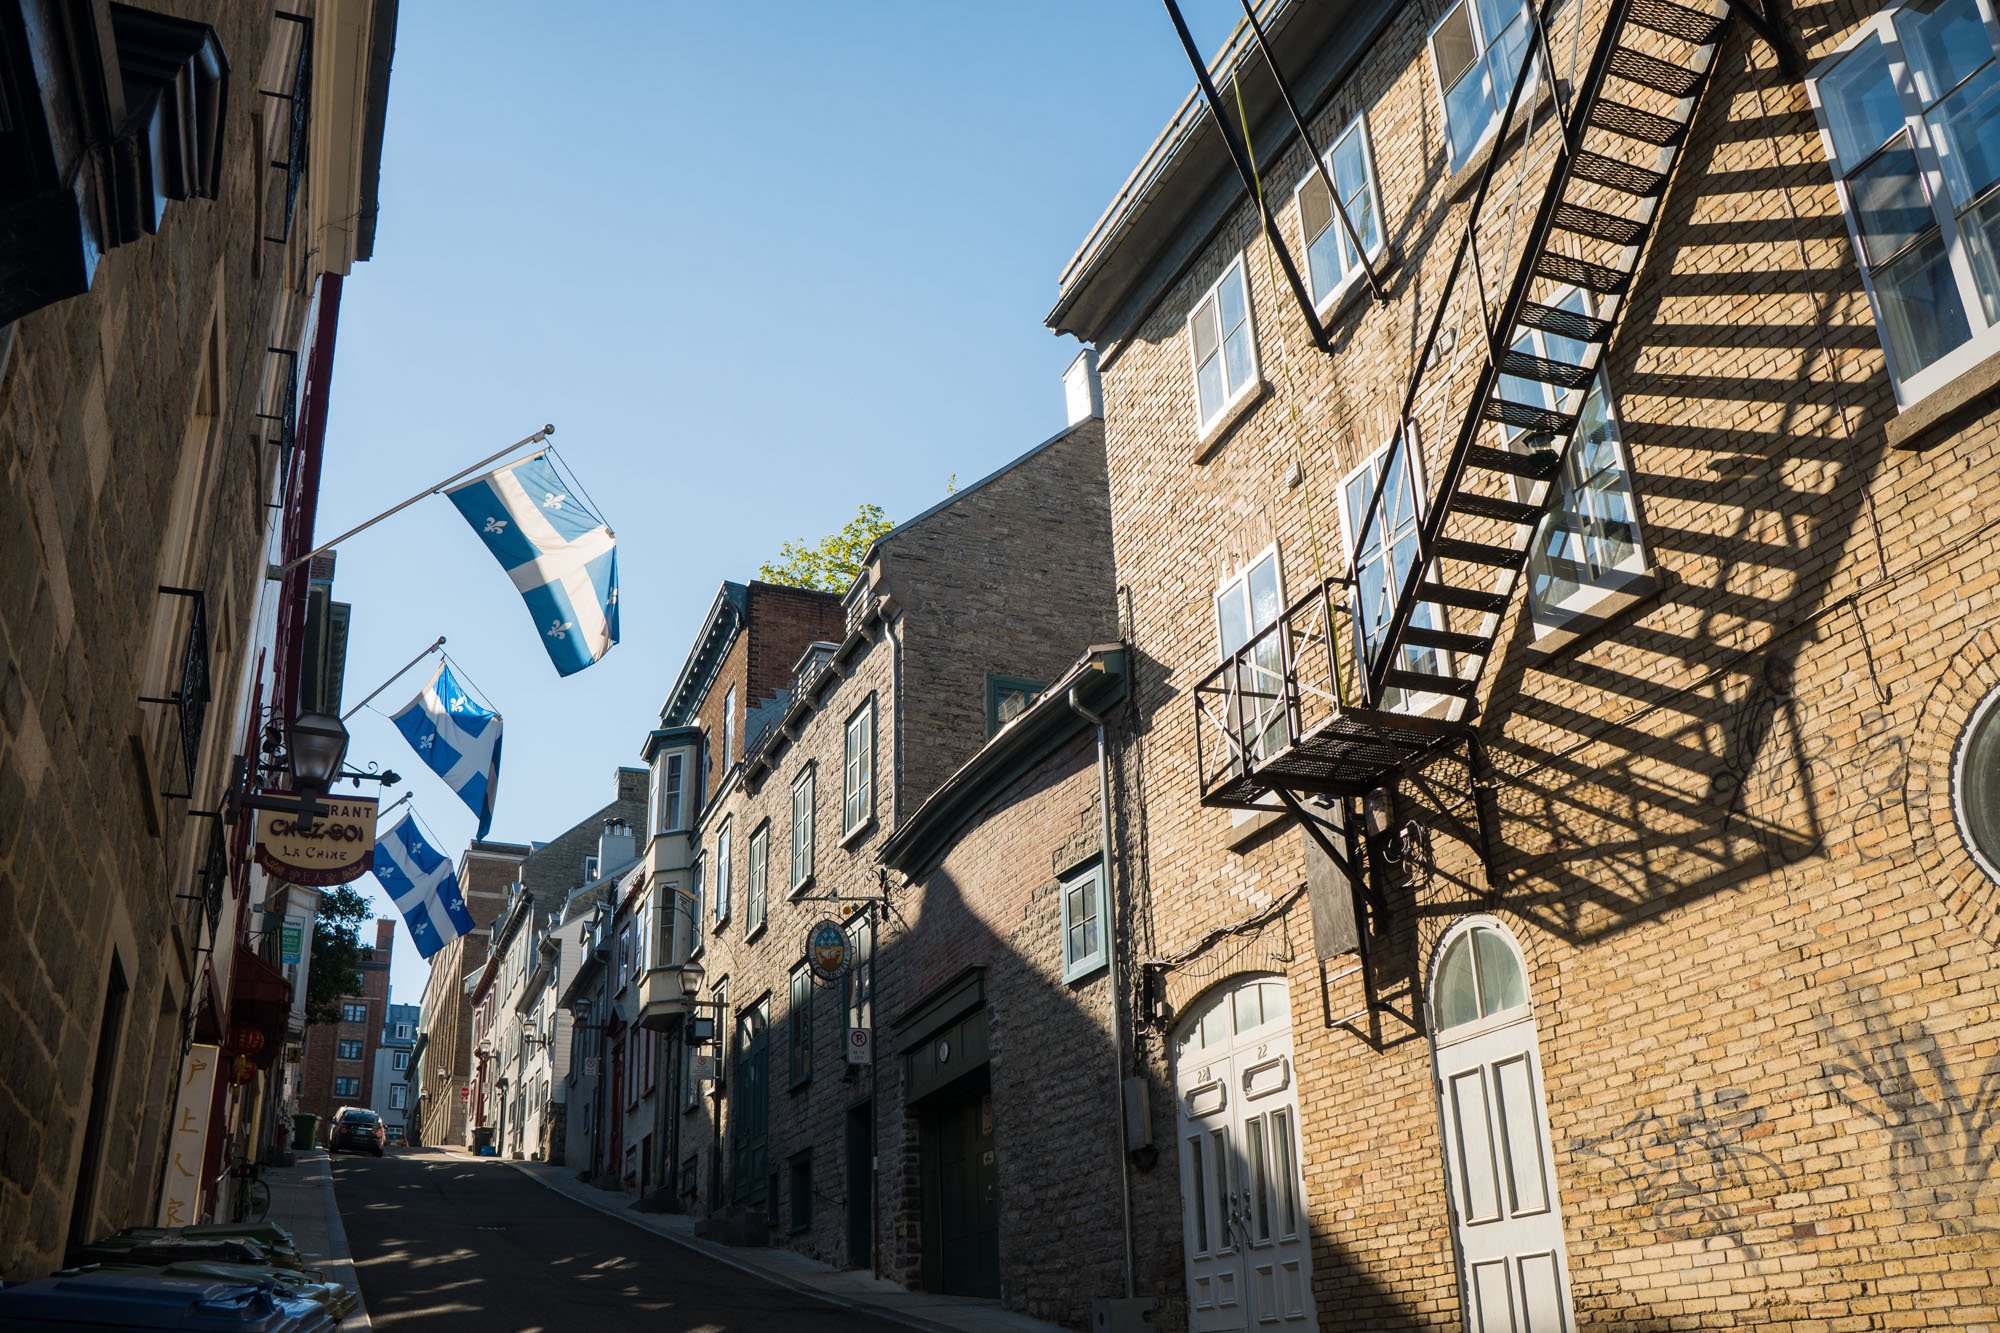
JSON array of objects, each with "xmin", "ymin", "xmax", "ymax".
[
  {"xmin": 393, "ymin": 1050, "xmax": 410, "ymax": 1071},
  {"xmin": 582, "ymin": 854, "xmax": 599, "ymax": 884},
  {"xmin": 713, "ymin": 818, "xmax": 732, "ymax": 927},
  {"xmin": 1215, "ymin": 550, "xmax": 1288, "ymax": 764},
  {"xmin": 617, "ymin": 922, "xmax": 634, "ymax": 993},
  {"xmin": 1294, "ymin": 115, "xmax": 1384, "ymax": 310},
  {"xmin": 654, "ymin": 752, "xmax": 685, "ymax": 836},
  {"xmin": 334, "ymin": 1077, "xmax": 359, "ymax": 1098},
  {"xmin": 788, "ymin": 1151, "xmax": 813, "ymax": 1233},
  {"xmin": 1955, "ymin": 682, "xmax": 2000, "ymax": 881},
  {"xmin": 1810, "ymin": 0, "xmax": 2000, "ymax": 403},
  {"xmin": 389, "ymin": 1085, "xmax": 407, "ymax": 1110},
  {"xmin": 842, "ymin": 699, "xmax": 875, "ymax": 837},
  {"xmin": 394, "ymin": 1022, "xmax": 413, "ymax": 1040},
  {"xmin": 341, "ymin": 1003, "xmax": 366, "ymax": 1025},
  {"xmin": 633, "ymin": 894, "xmax": 651, "ymax": 975},
  {"xmin": 788, "ymin": 963, "xmax": 814, "ymax": 1087},
  {"xmin": 723, "ymin": 685, "xmax": 737, "ymax": 771},
  {"xmin": 337, "ymin": 1039, "xmax": 363, "ymax": 1061},
  {"xmin": 1061, "ymin": 861, "xmax": 1109, "ymax": 982},
  {"xmin": 985, "ymin": 675, "xmax": 1043, "ymax": 736},
  {"xmin": 791, "ymin": 764, "xmax": 816, "ymax": 891},
  {"xmin": 1493, "ymin": 289, "xmax": 1649, "ymax": 627},
  {"xmin": 1429, "ymin": 0, "xmax": 1535, "ymax": 169},
  {"xmin": 747, "ymin": 822, "xmax": 770, "ymax": 937},
  {"xmin": 1432, "ymin": 923, "xmax": 1529, "ymax": 1029},
  {"xmin": 689, "ymin": 854, "xmax": 706, "ymax": 957},
  {"xmin": 1340, "ymin": 435, "xmax": 1450, "ymax": 711},
  {"xmin": 1187, "ymin": 255, "xmax": 1259, "ymax": 431}
]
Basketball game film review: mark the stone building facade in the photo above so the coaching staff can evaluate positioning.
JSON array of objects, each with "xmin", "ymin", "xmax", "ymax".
[
  {"xmin": 297, "ymin": 919, "xmax": 395, "ymax": 1127},
  {"xmin": 643, "ymin": 406, "xmax": 1117, "ymax": 1288},
  {"xmin": 0, "ymin": 0, "xmax": 396, "ymax": 1276},
  {"xmin": 413, "ymin": 839, "xmax": 529, "ymax": 1149},
  {"xmin": 1048, "ymin": 0, "xmax": 2000, "ymax": 1327}
]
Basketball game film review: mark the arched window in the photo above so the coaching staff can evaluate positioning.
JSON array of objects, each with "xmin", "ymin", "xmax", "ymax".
[
  {"xmin": 1955, "ymin": 683, "xmax": 2000, "ymax": 882},
  {"xmin": 1432, "ymin": 923, "xmax": 1528, "ymax": 1030}
]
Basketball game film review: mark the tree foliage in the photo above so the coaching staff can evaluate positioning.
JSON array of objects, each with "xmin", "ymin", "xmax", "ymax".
[
  {"xmin": 757, "ymin": 503, "xmax": 894, "ymax": 593},
  {"xmin": 303, "ymin": 884, "xmax": 374, "ymax": 1027}
]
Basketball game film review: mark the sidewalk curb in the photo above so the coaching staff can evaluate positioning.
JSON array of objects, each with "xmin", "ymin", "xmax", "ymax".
[
  {"xmin": 501, "ymin": 1158, "xmax": 956, "ymax": 1333},
  {"xmin": 310, "ymin": 1153, "xmax": 372, "ymax": 1333}
]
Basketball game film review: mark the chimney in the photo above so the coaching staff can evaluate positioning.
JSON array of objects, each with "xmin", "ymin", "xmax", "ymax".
[
  {"xmin": 1063, "ymin": 347, "xmax": 1103, "ymax": 426},
  {"xmin": 597, "ymin": 818, "xmax": 635, "ymax": 874}
]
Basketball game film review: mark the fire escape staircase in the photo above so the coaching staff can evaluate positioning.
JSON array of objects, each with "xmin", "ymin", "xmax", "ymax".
[{"xmin": 1195, "ymin": 0, "xmax": 1735, "ymax": 820}]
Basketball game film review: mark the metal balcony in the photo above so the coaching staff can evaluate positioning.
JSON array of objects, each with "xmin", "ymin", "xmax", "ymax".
[{"xmin": 1193, "ymin": 575, "xmax": 1468, "ymax": 809}]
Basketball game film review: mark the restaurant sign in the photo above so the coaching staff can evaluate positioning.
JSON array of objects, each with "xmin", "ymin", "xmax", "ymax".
[{"xmin": 254, "ymin": 795, "xmax": 379, "ymax": 886}]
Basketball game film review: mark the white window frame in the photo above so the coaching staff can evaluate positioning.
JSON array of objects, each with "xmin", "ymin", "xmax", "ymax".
[
  {"xmin": 1060, "ymin": 860, "xmax": 1109, "ymax": 982},
  {"xmin": 1292, "ymin": 112, "xmax": 1387, "ymax": 315},
  {"xmin": 713, "ymin": 817, "xmax": 732, "ymax": 928},
  {"xmin": 1806, "ymin": 1, "xmax": 2000, "ymax": 407},
  {"xmin": 334, "ymin": 1076, "xmax": 359, "ymax": 1098},
  {"xmin": 790, "ymin": 763, "xmax": 816, "ymax": 893},
  {"xmin": 1185, "ymin": 253, "xmax": 1261, "ymax": 433},
  {"xmin": 1427, "ymin": 0, "xmax": 1538, "ymax": 172},
  {"xmin": 1213, "ymin": 545, "xmax": 1291, "ymax": 783},
  {"xmin": 746, "ymin": 820, "xmax": 769, "ymax": 938},
  {"xmin": 722, "ymin": 686, "xmax": 737, "ymax": 771},
  {"xmin": 842, "ymin": 697, "xmax": 876, "ymax": 839},
  {"xmin": 652, "ymin": 751, "xmax": 685, "ymax": 838},
  {"xmin": 687, "ymin": 856, "xmax": 705, "ymax": 958},
  {"xmin": 393, "ymin": 1050, "xmax": 409, "ymax": 1071},
  {"xmin": 1337, "ymin": 434, "xmax": 1457, "ymax": 716}
]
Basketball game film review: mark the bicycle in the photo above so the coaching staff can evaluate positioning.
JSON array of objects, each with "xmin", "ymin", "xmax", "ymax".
[{"xmin": 225, "ymin": 1159, "xmax": 271, "ymax": 1224}]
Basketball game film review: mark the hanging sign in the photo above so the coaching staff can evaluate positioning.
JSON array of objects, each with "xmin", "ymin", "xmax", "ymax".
[
  {"xmin": 805, "ymin": 919, "xmax": 852, "ymax": 983},
  {"xmin": 279, "ymin": 925, "xmax": 303, "ymax": 964},
  {"xmin": 846, "ymin": 1026, "xmax": 873, "ymax": 1067},
  {"xmin": 157, "ymin": 1044, "xmax": 221, "ymax": 1227},
  {"xmin": 253, "ymin": 795, "xmax": 379, "ymax": 886}
]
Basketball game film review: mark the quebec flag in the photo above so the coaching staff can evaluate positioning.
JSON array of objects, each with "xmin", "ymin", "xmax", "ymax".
[
  {"xmin": 372, "ymin": 813, "xmax": 476, "ymax": 961},
  {"xmin": 391, "ymin": 663, "xmax": 502, "ymax": 839},
  {"xmin": 446, "ymin": 452, "xmax": 619, "ymax": 676}
]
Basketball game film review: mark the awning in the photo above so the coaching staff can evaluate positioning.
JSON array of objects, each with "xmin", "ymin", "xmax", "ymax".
[{"xmin": 228, "ymin": 946, "xmax": 292, "ymax": 1069}]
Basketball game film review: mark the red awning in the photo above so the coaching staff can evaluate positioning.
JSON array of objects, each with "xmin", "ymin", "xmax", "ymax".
[{"xmin": 229, "ymin": 946, "xmax": 293, "ymax": 1068}]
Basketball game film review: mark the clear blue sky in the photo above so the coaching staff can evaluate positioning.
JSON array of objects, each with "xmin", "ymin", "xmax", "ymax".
[{"xmin": 321, "ymin": 2, "xmax": 1247, "ymax": 1005}]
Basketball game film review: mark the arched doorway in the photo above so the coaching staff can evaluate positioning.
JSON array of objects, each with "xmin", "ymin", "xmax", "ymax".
[
  {"xmin": 1172, "ymin": 973, "xmax": 1316, "ymax": 1331},
  {"xmin": 1430, "ymin": 919, "xmax": 1574, "ymax": 1332}
]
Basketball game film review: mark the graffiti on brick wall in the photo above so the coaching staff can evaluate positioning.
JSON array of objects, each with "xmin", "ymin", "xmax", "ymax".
[
  {"xmin": 1573, "ymin": 1084, "xmax": 1795, "ymax": 1256},
  {"xmin": 1818, "ymin": 985, "xmax": 2000, "ymax": 1232}
]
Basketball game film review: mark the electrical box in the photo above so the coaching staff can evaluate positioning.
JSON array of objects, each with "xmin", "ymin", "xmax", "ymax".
[{"xmin": 1123, "ymin": 1076, "xmax": 1152, "ymax": 1152}]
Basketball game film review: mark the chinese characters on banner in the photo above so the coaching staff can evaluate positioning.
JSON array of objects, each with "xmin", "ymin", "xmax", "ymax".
[{"xmin": 157, "ymin": 1043, "xmax": 220, "ymax": 1226}]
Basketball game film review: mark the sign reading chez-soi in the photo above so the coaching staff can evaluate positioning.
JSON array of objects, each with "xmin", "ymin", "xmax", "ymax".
[{"xmin": 254, "ymin": 795, "xmax": 379, "ymax": 886}]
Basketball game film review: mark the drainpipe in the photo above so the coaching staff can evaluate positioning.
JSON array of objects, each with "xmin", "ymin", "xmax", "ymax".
[{"xmin": 1068, "ymin": 681, "xmax": 1136, "ymax": 1301}]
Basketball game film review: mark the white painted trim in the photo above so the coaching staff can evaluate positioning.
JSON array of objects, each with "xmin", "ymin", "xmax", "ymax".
[
  {"xmin": 1290, "ymin": 110, "xmax": 1389, "ymax": 316},
  {"xmin": 1186, "ymin": 252, "xmax": 1263, "ymax": 434}
]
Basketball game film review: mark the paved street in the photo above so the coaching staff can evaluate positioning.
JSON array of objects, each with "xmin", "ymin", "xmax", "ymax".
[{"xmin": 329, "ymin": 1150, "xmax": 884, "ymax": 1331}]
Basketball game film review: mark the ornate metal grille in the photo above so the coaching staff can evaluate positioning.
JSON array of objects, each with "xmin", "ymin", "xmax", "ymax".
[
  {"xmin": 261, "ymin": 13, "xmax": 314, "ymax": 245},
  {"xmin": 139, "ymin": 587, "xmax": 211, "ymax": 797}
]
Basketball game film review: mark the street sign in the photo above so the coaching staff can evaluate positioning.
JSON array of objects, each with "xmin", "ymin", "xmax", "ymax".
[
  {"xmin": 583, "ymin": 1057, "xmax": 599, "ymax": 1076},
  {"xmin": 458, "ymin": 1085, "xmax": 470, "ymax": 1103},
  {"xmin": 846, "ymin": 1025, "xmax": 873, "ymax": 1066},
  {"xmin": 279, "ymin": 925, "xmax": 302, "ymax": 964},
  {"xmin": 806, "ymin": 918, "xmax": 852, "ymax": 982}
]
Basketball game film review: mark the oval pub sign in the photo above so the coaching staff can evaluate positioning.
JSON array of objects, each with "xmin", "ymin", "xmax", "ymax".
[{"xmin": 806, "ymin": 918, "xmax": 852, "ymax": 983}]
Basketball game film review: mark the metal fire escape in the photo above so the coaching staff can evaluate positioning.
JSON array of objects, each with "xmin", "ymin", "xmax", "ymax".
[{"xmin": 1193, "ymin": 0, "xmax": 1743, "ymax": 817}]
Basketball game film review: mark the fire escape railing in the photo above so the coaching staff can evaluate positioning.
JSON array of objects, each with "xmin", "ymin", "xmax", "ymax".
[
  {"xmin": 138, "ymin": 587, "xmax": 212, "ymax": 801},
  {"xmin": 260, "ymin": 12, "xmax": 313, "ymax": 246}
]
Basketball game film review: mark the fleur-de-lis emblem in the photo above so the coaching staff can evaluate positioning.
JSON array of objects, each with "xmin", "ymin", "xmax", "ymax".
[
  {"xmin": 418, "ymin": 733, "xmax": 436, "ymax": 752},
  {"xmin": 606, "ymin": 586, "xmax": 619, "ymax": 605},
  {"xmin": 484, "ymin": 516, "xmax": 509, "ymax": 534},
  {"xmin": 542, "ymin": 491, "xmax": 567, "ymax": 510},
  {"xmin": 547, "ymin": 619, "xmax": 573, "ymax": 640}
]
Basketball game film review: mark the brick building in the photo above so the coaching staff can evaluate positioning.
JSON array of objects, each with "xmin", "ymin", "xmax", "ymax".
[
  {"xmin": 298, "ymin": 920, "xmax": 395, "ymax": 1127},
  {"xmin": 1046, "ymin": 0, "xmax": 2000, "ymax": 1327},
  {"xmin": 411, "ymin": 839, "xmax": 529, "ymax": 1149},
  {"xmin": 626, "ymin": 395, "xmax": 1117, "ymax": 1287},
  {"xmin": 0, "ymin": 0, "xmax": 396, "ymax": 1275}
]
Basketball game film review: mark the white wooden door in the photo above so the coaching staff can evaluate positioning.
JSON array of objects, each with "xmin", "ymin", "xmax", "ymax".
[
  {"xmin": 1175, "ymin": 976, "xmax": 1317, "ymax": 1332},
  {"xmin": 1432, "ymin": 923, "xmax": 1574, "ymax": 1333}
]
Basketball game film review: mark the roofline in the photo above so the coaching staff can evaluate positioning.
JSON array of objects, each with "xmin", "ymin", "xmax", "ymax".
[
  {"xmin": 862, "ymin": 415, "xmax": 1100, "ymax": 568},
  {"xmin": 659, "ymin": 581, "xmax": 748, "ymax": 726}
]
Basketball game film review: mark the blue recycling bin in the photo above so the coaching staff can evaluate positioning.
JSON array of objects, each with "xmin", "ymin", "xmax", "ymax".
[{"xmin": 0, "ymin": 1271, "xmax": 336, "ymax": 1331}]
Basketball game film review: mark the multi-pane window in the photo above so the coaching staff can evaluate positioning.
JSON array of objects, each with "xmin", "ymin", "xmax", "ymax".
[
  {"xmin": 1187, "ymin": 255, "xmax": 1259, "ymax": 431},
  {"xmin": 1060, "ymin": 861, "xmax": 1109, "ymax": 982},
  {"xmin": 791, "ymin": 765, "xmax": 815, "ymax": 891},
  {"xmin": 1493, "ymin": 289, "xmax": 1648, "ymax": 623},
  {"xmin": 341, "ymin": 1002, "xmax": 366, "ymax": 1024},
  {"xmin": 653, "ymin": 752, "xmax": 685, "ymax": 837},
  {"xmin": 713, "ymin": 817, "xmax": 733, "ymax": 927},
  {"xmin": 722, "ymin": 686, "xmax": 738, "ymax": 771},
  {"xmin": 334, "ymin": 1077, "xmax": 359, "ymax": 1098},
  {"xmin": 788, "ymin": 963, "xmax": 814, "ymax": 1087},
  {"xmin": 843, "ymin": 699, "xmax": 875, "ymax": 836},
  {"xmin": 985, "ymin": 675, "xmax": 1043, "ymax": 736},
  {"xmin": 1810, "ymin": 0, "xmax": 2000, "ymax": 402},
  {"xmin": 617, "ymin": 923, "xmax": 634, "ymax": 992},
  {"xmin": 1294, "ymin": 117, "xmax": 1384, "ymax": 309},
  {"xmin": 1215, "ymin": 550, "xmax": 1287, "ymax": 764},
  {"xmin": 394, "ymin": 1022, "xmax": 413, "ymax": 1040},
  {"xmin": 747, "ymin": 822, "xmax": 770, "ymax": 937},
  {"xmin": 393, "ymin": 1050, "xmax": 410, "ymax": 1071},
  {"xmin": 1429, "ymin": 0, "xmax": 1535, "ymax": 169},
  {"xmin": 389, "ymin": 1085, "xmax": 407, "ymax": 1110},
  {"xmin": 1342, "ymin": 435, "xmax": 1448, "ymax": 710},
  {"xmin": 688, "ymin": 855, "xmax": 706, "ymax": 956},
  {"xmin": 337, "ymin": 1039, "xmax": 364, "ymax": 1061}
]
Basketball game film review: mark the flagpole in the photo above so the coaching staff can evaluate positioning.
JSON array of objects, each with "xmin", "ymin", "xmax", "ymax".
[
  {"xmin": 340, "ymin": 636, "xmax": 447, "ymax": 722},
  {"xmin": 375, "ymin": 791, "xmax": 413, "ymax": 822},
  {"xmin": 269, "ymin": 423, "xmax": 555, "ymax": 580}
]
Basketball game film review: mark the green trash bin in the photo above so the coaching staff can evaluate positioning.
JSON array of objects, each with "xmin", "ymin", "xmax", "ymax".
[{"xmin": 291, "ymin": 1113, "xmax": 318, "ymax": 1151}]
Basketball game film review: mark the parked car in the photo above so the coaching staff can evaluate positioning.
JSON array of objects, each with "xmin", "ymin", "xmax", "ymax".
[{"xmin": 327, "ymin": 1107, "xmax": 386, "ymax": 1157}]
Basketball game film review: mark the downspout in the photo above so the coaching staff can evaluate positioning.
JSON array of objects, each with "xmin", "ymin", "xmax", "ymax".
[{"xmin": 1068, "ymin": 683, "xmax": 1136, "ymax": 1301}]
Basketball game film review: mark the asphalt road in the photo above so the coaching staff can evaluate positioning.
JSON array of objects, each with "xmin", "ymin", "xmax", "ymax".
[{"xmin": 328, "ymin": 1149, "xmax": 884, "ymax": 1332}]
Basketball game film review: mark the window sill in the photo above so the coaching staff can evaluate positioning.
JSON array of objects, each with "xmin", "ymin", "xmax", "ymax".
[
  {"xmin": 1445, "ymin": 79, "xmax": 1557, "ymax": 200},
  {"xmin": 1193, "ymin": 378, "xmax": 1268, "ymax": 464},
  {"xmin": 1523, "ymin": 565, "xmax": 1672, "ymax": 665},
  {"xmin": 788, "ymin": 874, "xmax": 815, "ymax": 901},
  {"xmin": 839, "ymin": 817, "xmax": 876, "ymax": 849},
  {"xmin": 1063, "ymin": 957, "xmax": 1109, "ymax": 987},
  {"xmin": 1311, "ymin": 248, "xmax": 1397, "ymax": 326},
  {"xmin": 744, "ymin": 921, "xmax": 767, "ymax": 944},
  {"xmin": 1886, "ymin": 345, "xmax": 2000, "ymax": 450},
  {"xmin": 789, "ymin": 1074, "xmax": 812, "ymax": 1093},
  {"xmin": 1224, "ymin": 804, "xmax": 1292, "ymax": 852}
]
